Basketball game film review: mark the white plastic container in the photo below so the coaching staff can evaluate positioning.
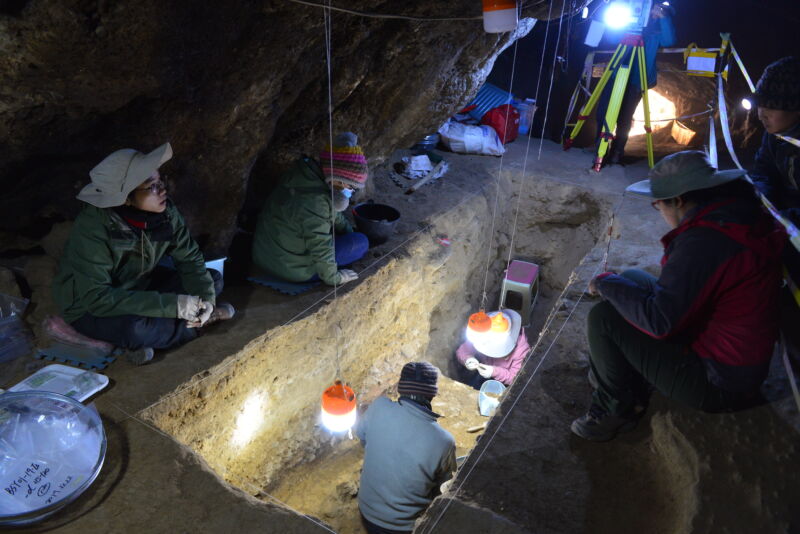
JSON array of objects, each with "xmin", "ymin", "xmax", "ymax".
[
  {"xmin": 478, "ymin": 379, "xmax": 506, "ymax": 417},
  {"xmin": 483, "ymin": 1, "xmax": 517, "ymax": 33},
  {"xmin": 8, "ymin": 364, "xmax": 109, "ymax": 402},
  {"xmin": 0, "ymin": 391, "xmax": 106, "ymax": 526},
  {"xmin": 584, "ymin": 19, "xmax": 606, "ymax": 47},
  {"xmin": 516, "ymin": 98, "xmax": 536, "ymax": 135}
]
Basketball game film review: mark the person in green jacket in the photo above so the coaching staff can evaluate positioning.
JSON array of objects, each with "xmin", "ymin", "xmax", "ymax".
[
  {"xmin": 53, "ymin": 143, "xmax": 234, "ymax": 365},
  {"xmin": 252, "ymin": 132, "xmax": 370, "ymax": 286}
]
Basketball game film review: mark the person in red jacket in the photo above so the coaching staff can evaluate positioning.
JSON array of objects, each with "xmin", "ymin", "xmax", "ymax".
[{"xmin": 572, "ymin": 151, "xmax": 785, "ymax": 442}]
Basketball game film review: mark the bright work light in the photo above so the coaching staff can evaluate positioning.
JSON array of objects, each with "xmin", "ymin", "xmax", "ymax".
[
  {"xmin": 741, "ymin": 98, "xmax": 753, "ymax": 111},
  {"xmin": 602, "ymin": 0, "xmax": 653, "ymax": 31},
  {"xmin": 603, "ymin": 2, "xmax": 633, "ymax": 29}
]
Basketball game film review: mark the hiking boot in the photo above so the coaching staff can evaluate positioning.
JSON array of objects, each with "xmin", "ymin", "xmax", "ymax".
[
  {"xmin": 571, "ymin": 403, "xmax": 638, "ymax": 442},
  {"xmin": 125, "ymin": 347, "xmax": 154, "ymax": 366},
  {"xmin": 587, "ymin": 369, "xmax": 652, "ymax": 413},
  {"xmin": 204, "ymin": 302, "xmax": 235, "ymax": 327}
]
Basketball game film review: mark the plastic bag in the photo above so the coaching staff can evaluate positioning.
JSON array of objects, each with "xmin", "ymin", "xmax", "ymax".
[
  {"xmin": 481, "ymin": 104, "xmax": 520, "ymax": 144},
  {"xmin": 438, "ymin": 121, "xmax": 505, "ymax": 156}
]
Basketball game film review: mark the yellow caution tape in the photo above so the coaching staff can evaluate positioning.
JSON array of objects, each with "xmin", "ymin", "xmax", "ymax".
[
  {"xmin": 730, "ymin": 44, "xmax": 756, "ymax": 93},
  {"xmin": 776, "ymin": 134, "xmax": 800, "ymax": 149}
]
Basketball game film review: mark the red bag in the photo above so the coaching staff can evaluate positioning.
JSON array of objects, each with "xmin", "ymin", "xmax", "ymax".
[{"xmin": 481, "ymin": 104, "xmax": 520, "ymax": 144}]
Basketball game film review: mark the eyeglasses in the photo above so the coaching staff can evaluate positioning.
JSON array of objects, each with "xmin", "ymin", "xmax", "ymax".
[{"xmin": 135, "ymin": 178, "xmax": 167, "ymax": 195}]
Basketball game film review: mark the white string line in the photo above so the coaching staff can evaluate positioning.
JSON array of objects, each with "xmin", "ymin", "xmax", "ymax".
[
  {"xmin": 479, "ymin": 36, "xmax": 522, "ymax": 310},
  {"xmin": 285, "ymin": 0, "xmax": 483, "ymax": 21},
  {"xmin": 111, "ymin": 403, "xmax": 338, "ymax": 534},
  {"xmin": 423, "ymin": 192, "xmax": 627, "ymax": 534},
  {"xmin": 536, "ymin": 0, "xmax": 568, "ymax": 160},
  {"xmin": 141, "ymin": 182, "xmax": 497, "ymax": 414},
  {"xmin": 503, "ymin": 0, "xmax": 555, "ymax": 271},
  {"xmin": 781, "ymin": 335, "xmax": 800, "ymax": 413},
  {"xmin": 323, "ymin": 0, "xmax": 343, "ymax": 382}
]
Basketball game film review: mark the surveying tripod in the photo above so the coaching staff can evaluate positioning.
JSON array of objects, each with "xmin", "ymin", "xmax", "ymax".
[{"xmin": 563, "ymin": 32, "xmax": 655, "ymax": 172}]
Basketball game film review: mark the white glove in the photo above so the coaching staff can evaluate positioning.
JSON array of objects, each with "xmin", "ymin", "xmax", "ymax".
[
  {"xmin": 176, "ymin": 294, "xmax": 203, "ymax": 321},
  {"xmin": 464, "ymin": 357, "xmax": 480, "ymax": 371},
  {"xmin": 190, "ymin": 301, "xmax": 214, "ymax": 328},
  {"xmin": 337, "ymin": 269, "xmax": 359, "ymax": 284},
  {"xmin": 477, "ymin": 363, "xmax": 494, "ymax": 379}
]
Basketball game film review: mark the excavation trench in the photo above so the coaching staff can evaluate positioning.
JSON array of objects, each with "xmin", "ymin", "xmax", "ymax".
[{"xmin": 140, "ymin": 163, "xmax": 611, "ymax": 533}]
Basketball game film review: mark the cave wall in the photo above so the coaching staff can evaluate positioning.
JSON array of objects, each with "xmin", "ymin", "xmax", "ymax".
[{"xmin": 0, "ymin": 1, "xmax": 575, "ymax": 256}]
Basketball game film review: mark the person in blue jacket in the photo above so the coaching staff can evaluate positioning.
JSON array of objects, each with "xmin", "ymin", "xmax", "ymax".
[
  {"xmin": 594, "ymin": 1, "xmax": 676, "ymax": 166},
  {"xmin": 356, "ymin": 362, "xmax": 456, "ymax": 534}
]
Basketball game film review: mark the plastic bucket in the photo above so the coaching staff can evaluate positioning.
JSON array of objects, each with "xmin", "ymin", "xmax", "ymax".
[
  {"xmin": 478, "ymin": 379, "xmax": 506, "ymax": 416},
  {"xmin": 352, "ymin": 203, "xmax": 400, "ymax": 245}
]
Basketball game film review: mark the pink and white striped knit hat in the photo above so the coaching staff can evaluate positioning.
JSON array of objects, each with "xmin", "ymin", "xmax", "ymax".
[{"xmin": 320, "ymin": 132, "xmax": 369, "ymax": 190}]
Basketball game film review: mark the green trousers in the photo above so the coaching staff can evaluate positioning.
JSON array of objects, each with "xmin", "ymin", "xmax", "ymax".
[{"xmin": 588, "ymin": 270, "xmax": 748, "ymax": 416}]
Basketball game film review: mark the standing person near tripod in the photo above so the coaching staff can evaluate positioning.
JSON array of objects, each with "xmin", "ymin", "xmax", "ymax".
[{"xmin": 594, "ymin": 2, "xmax": 675, "ymax": 166}]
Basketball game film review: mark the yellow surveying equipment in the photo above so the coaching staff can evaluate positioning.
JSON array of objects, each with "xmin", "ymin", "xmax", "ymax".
[{"xmin": 563, "ymin": 31, "xmax": 655, "ymax": 172}]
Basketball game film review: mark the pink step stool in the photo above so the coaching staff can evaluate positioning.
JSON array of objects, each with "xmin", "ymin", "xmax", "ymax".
[{"xmin": 500, "ymin": 260, "xmax": 540, "ymax": 326}]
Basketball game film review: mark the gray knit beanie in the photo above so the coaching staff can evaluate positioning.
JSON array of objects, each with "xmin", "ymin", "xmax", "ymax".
[
  {"xmin": 754, "ymin": 56, "xmax": 800, "ymax": 111},
  {"xmin": 397, "ymin": 361, "xmax": 439, "ymax": 398}
]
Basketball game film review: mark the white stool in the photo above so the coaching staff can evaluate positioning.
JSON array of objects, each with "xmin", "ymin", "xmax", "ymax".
[{"xmin": 499, "ymin": 260, "xmax": 540, "ymax": 327}]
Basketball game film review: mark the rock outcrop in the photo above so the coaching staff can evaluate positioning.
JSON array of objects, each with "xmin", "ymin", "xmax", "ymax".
[{"xmin": 0, "ymin": 1, "xmax": 577, "ymax": 255}]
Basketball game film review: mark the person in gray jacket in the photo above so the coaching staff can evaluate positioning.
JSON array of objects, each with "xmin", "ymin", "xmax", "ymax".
[{"xmin": 356, "ymin": 361, "xmax": 457, "ymax": 534}]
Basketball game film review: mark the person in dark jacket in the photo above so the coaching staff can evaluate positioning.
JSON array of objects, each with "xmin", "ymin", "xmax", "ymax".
[
  {"xmin": 750, "ymin": 56, "xmax": 800, "ymax": 226},
  {"xmin": 356, "ymin": 361, "xmax": 456, "ymax": 534},
  {"xmin": 572, "ymin": 151, "xmax": 785, "ymax": 442},
  {"xmin": 594, "ymin": 2, "xmax": 676, "ymax": 166},
  {"xmin": 252, "ymin": 132, "xmax": 370, "ymax": 287},
  {"xmin": 749, "ymin": 56, "xmax": 800, "ymax": 370},
  {"xmin": 53, "ymin": 143, "xmax": 234, "ymax": 365}
]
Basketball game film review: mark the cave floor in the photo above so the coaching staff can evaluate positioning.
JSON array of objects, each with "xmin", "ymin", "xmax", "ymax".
[{"xmin": 3, "ymin": 138, "xmax": 798, "ymax": 533}]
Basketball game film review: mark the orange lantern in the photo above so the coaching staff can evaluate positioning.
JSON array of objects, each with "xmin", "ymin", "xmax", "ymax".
[
  {"xmin": 321, "ymin": 380, "xmax": 357, "ymax": 432},
  {"xmin": 466, "ymin": 309, "xmax": 492, "ymax": 344},
  {"xmin": 482, "ymin": 0, "xmax": 517, "ymax": 33},
  {"xmin": 490, "ymin": 311, "xmax": 510, "ymax": 333}
]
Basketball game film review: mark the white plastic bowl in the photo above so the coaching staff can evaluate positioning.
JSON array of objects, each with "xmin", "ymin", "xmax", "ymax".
[{"xmin": 0, "ymin": 391, "xmax": 106, "ymax": 526}]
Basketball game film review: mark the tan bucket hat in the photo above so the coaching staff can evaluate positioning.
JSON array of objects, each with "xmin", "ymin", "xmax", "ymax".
[
  {"xmin": 626, "ymin": 150, "xmax": 746, "ymax": 200},
  {"xmin": 77, "ymin": 143, "xmax": 173, "ymax": 208}
]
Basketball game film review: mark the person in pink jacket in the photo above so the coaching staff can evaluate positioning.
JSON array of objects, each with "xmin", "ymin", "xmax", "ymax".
[{"xmin": 456, "ymin": 309, "xmax": 530, "ymax": 388}]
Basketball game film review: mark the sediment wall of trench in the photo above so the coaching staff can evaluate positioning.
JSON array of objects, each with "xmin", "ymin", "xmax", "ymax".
[
  {"xmin": 139, "ymin": 169, "xmax": 611, "ymax": 495},
  {"xmin": 139, "ymin": 173, "xmax": 511, "ymax": 492}
]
